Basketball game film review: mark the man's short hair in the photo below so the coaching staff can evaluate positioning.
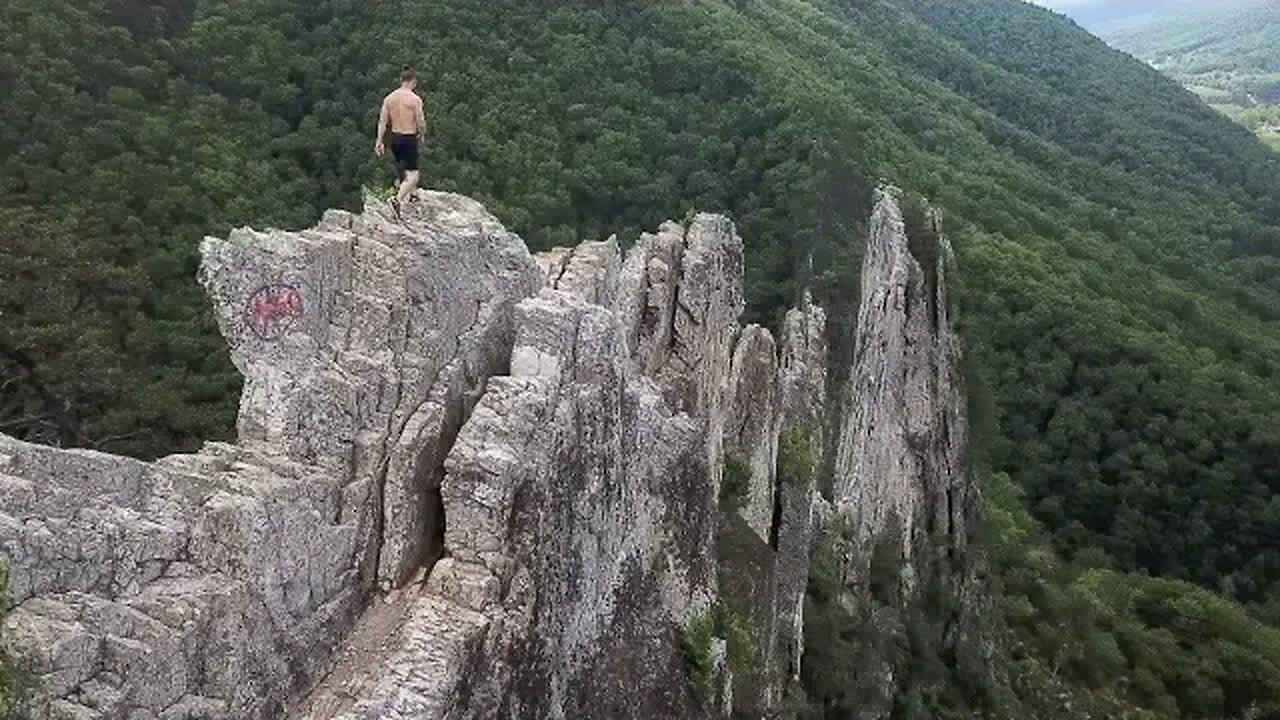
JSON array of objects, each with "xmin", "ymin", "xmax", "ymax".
[{"xmin": 401, "ymin": 66, "xmax": 416, "ymax": 83}]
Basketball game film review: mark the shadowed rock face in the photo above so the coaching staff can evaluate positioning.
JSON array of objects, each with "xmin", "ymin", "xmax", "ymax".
[
  {"xmin": 717, "ymin": 298, "xmax": 827, "ymax": 716},
  {"xmin": 775, "ymin": 299, "xmax": 828, "ymax": 682},
  {"xmin": 0, "ymin": 195, "xmax": 834, "ymax": 720}
]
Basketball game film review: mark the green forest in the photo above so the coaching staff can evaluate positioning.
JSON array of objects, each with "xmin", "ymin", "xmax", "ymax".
[{"xmin": 3, "ymin": 1, "xmax": 1280, "ymax": 718}]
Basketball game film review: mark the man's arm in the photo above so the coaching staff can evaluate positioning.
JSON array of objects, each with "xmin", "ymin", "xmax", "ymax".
[
  {"xmin": 416, "ymin": 96, "xmax": 427, "ymax": 140},
  {"xmin": 375, "ymin": 97, "xmax": 389, "ymax": 155}
]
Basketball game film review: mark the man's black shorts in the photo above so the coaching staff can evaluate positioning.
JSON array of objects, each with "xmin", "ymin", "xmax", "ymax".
[{"xmin": 389, "ymin": 133, "xmax": 419, "ymax": 174}]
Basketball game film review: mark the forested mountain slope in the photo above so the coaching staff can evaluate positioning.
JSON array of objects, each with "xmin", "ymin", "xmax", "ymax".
[
  {"xmin": 3, "ymin": 1, "xmax": 1280, "ymax": 717},
  {"xmin": 1038, "ymin": 0, "xmax": 1206, "ymax": 34},
  {"xmin": 1102, "ymin": 0, "xmax": 1280, "ymax": 149}
]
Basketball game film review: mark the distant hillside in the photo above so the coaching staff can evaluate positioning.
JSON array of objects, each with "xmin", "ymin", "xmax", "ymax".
[
  {"xmin": 1043, "ymin": 0, "xmax": 1206, "ymax": 34},
  {"xmin": 1104, "ymin": 0, "xmax": 1280, "ymax": 149}
]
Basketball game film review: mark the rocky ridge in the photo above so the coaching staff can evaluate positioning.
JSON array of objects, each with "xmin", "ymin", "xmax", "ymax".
[
  {"xmin": 0, "ymin": 186, "xmax": 977, "ymax": 720},
  {"xmin": 1, "ymin": 193, "xmax": 540, "ymax": 720},
  {"xmin": 1, "ymin": 192, "xmax": 832, "ymax": 719}
]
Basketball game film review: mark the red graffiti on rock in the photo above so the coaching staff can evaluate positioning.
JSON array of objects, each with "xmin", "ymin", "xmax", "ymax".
[{"xmin": 247, "ymin": 285, "xmax": 304, "ymax": 341}]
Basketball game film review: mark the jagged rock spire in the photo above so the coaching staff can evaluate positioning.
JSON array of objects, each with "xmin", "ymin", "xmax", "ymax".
[
  {"xmin": 827, "ymin": 186, "xmax": 986, "ymax": 720},
  {"xmin": 833, "ymin": 186, "xmax": 970, "ymax": 574}
]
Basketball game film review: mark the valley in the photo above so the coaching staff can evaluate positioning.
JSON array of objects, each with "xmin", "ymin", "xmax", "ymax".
[
  {"xmin": 3, "ymin": 1, "xmax": 1280, "ymax": 718},
  {"xmin": 1098, "ymin": 0, "xmax": 1280, "ymax": 149}
]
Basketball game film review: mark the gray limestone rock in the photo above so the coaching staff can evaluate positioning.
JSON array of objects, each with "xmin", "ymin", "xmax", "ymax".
[
  {"xmin": 301, "ymin": 216, "xmax": 748, "ymax": 720},
  {"xmin": 775, "ymin": 298, "xmax": 827, "ymax": 683},
  {"xmin": 1, "ymin": 192, "xmax": 540, "ymax": 720},
  {"xmin": 199, "ymin": 191, "xmax": 542, "ymax": 590},
  {"xmin": 826, "ymin": 187, "xmax": 986, "ymax": 718},
  {"xmin": 832, "ymin": 187, "xmax": 972, "ymax": 575},
  {"xmin": 717, "ymin": 297, "xmax": 827, "ymax": 717},
  {"xmin": 725, "ymin": 325, "xmax": 780, "ymax": 542},
  {"xmin": 3, "ymin": 192, "xmax": 842, "ymax": 720}
]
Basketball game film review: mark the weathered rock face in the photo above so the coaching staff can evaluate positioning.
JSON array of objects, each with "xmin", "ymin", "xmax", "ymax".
[
  {"xmin": 717, "ymin": 298, "xmax": 827, "ymax": 716},
  {"xmin": 2, "ymin": 184, "xmax": 986, "ymax": 720},
  {"xmin": 834, "ymin": 187, "xmax": 973, "ymax": 574},
  {"xmin": 828, "ymin": 187, "xmax": 985, "ymax": 716},
  {"xmin": 0, "ymin": 193, "xmax": 541, "ymax": 720},
  {"xmin": 1, "ymin": 194, "xmax": 831, "ymax": 720},
  {"xmin": 774, "ymin": 298, "xmax": 828, "ymax": 681},
  {"xmin": 0, "ymin": 440, "xmax": 357, "ymax": 720},
  {"xmin": 200, "ymin": 193, "xmax": 542, "ymax": 591},
  {"xmin": 725, "ymin": 325, "xmax": 781, "ymax": 542},
  {"xmin": 299, "ymin": 216, "xmax": 813, "ymax": 720}
]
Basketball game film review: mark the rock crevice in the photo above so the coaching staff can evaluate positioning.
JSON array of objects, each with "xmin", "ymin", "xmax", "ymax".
[
  {"xmin": 0, "ymin": 196, "xmax": 827, "ymax": 720},
  {"xmin": 302, "ymin": 214, "xmax": 761, "ymax": 719}
]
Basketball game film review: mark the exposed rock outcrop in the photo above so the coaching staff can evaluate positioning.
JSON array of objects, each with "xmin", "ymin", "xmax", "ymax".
[
  {"xmin": 1, "ymin": 184, "xmax": 986, "ymax": 720},
  {"xmin": 716, "ymin": 297, "xmax": 827, "ymax": 716},
  {"xmin": 1, "ymin": 193, "xmax": 832, "ymax": 720},
  {"xmin": 298, "ymin": 214, "xmax": 827, "ymax": 719},
  {"xmin": 773, "ymin": 298, "xmax": 828, "ymax": 682},
  {"xmin": 0, "ymin": 193, "xmax": 542, "ymax": 720},
  {"xmin": 833, "ymin": 188, "xmax": 970, "ymax": 565},
  {"xmin": 725, "ymin": 325, "xmax": 780, "ymax": 542},
  {"xmin": 827, "ymin": 187, "xmax": 986, "ymax": 717}
]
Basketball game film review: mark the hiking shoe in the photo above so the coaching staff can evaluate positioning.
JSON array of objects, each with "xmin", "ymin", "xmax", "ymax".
[{"xmin": 390, "ymin": 198, "xmax": 402, "ymax": 221}]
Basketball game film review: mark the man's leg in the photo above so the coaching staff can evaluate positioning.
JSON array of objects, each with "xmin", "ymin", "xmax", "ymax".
[
  {"xmin": 397, "ymin": 170, "xmax": 419, "ymax": 205},
  {"xmin": 388, "ymin": 140, "xmax": 408, "ymax": 219},
  {"xmin": 395, "ymin": 137, "xmax": 421, "ymax": 209}
]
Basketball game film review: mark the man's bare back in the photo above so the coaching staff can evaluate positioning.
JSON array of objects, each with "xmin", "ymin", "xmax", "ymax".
[{"xmin": 382, "ymin": 88, "xmax": 425, "ymax": 136}]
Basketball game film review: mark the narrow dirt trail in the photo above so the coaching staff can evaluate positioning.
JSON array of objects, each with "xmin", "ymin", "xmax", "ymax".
[{"xmin": 289, "ymin": 579, "xmax": 426, "ymax": 720}]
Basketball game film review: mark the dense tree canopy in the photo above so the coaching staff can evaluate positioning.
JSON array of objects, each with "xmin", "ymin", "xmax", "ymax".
[{"xmin": 3, "ymin": 1, "xmax": 1280, "ymax": 717}]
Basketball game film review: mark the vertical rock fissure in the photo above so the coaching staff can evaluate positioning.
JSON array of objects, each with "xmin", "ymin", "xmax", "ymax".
[
  {"xmin": 367, "ymin": 341, "xmax": 409, "ymax": 589},
  {"xmin": 665, "ymin": 229, "xmax": 690, "ymax": 367},
  {"xmin": 768, "ymin": 473, "xmax": 784, "ymax": 550}
]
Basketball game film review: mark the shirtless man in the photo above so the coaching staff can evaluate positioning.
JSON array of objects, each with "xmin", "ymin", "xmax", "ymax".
[{"xmin": 375, "ymin": 66, "xmax": 427, "ymax": 217}]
